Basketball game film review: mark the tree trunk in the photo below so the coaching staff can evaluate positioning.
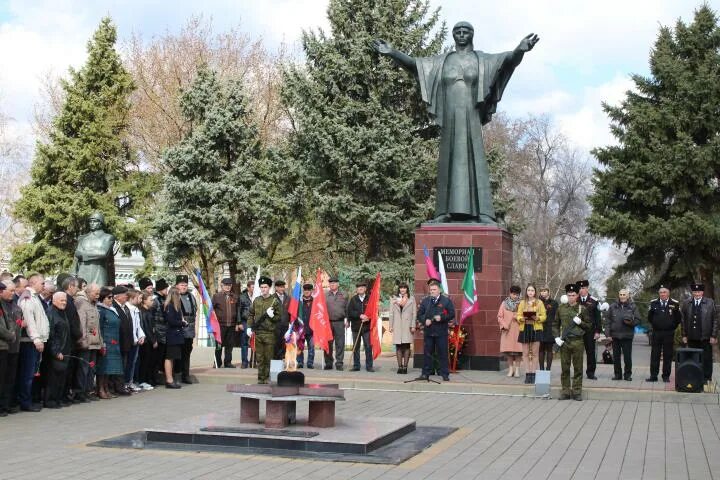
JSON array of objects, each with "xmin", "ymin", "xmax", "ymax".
[
  {"xmin": 700, "ymin": 267, "xmax": 715, "ymax": 300},
  {"xmin": 228, "ymin": 259, "xmax": 239, "ymax": 294}
]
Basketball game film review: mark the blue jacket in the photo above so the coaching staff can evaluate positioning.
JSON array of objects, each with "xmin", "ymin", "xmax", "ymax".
[
  {"xmin": 164, "ymin": 304, "xmax": 185, "ymax": 346},
  {"xmin": 417, "ymin": 294, "xmax": 455, "ymax": 337}
]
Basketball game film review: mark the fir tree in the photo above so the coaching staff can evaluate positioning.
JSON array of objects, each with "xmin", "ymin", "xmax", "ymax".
[
  {"xmin": 588, "ymin": 6, "xmax": 720, "ymax": 294},
  {"xmin": 155, "ymin": 66, "xmax": 302, "ymax": 285},
  {"xmin": 283, "ymin": 0, "xmax": 445, "ymax": 274},
  {"xmin": 11, "ymin": 17, "xmax": 149, "ymax": 274}
]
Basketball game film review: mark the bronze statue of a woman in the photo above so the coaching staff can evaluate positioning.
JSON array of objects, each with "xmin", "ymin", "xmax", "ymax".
[{"xmin": 374, "ymin": 22, "xmax": 539, "ymax": 223}]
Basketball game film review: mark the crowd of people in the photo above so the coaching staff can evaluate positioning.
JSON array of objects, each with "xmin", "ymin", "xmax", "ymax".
[
  {"xmin": 0, "ymin": 272, "xmax": 202, "ymax": 417},
  {"xmin": 3, "ymin": 266, "xmax": 714, "ymax": 415},
  {"xmin": 497, "ymin": 280, "xmax": 718, "ymax": 400}
]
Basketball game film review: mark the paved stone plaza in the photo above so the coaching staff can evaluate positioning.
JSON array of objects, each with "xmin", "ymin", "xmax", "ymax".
[{"xmin": 5, "ymin": 339, "xmax": 720, "ymax": 480}]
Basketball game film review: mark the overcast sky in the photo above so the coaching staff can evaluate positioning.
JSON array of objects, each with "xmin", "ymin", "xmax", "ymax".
[{"xmin": 0, "ymin": 0, "xmax": 714, "ymax": 155}]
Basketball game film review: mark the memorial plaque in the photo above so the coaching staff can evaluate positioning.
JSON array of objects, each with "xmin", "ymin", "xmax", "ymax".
[{"xmin": 433, "ymin": 247, "xmax": 482, "ymax": 272}]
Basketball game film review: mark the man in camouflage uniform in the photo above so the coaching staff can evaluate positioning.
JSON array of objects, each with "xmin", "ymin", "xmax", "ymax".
[
  {"xmin": 247, "ymin": 277, "xmax": 281, "ymax": 384},
  {"xmin": 553, "ymin": 283, "xmax": 591, "ymax": 401}
]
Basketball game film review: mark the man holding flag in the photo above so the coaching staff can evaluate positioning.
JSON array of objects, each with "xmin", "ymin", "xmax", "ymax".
[
  {"xmin": 416, "ymin": 279, "xmax": 455, "ymax": 381},
  {"xmin": 297, "ymin": 284, "xmax": 315, "ymax": 368},
  {"xmin": 347, "ymin": 281, "xmax": 372, "ymax": 372}
]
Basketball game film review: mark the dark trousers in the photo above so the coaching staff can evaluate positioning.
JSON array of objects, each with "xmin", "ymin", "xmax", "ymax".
[
  {"xmin": 0, "ymin": 352, "xmax": 18, "ymax": 411},
  {"xmin": 422, "ymin": 334, "xmax": 449, "ymax": 377},
  {"xmin": 650, "ymin": 330, "xmax": 674, "ymax": 379},
  {"xmin": 181, "ymin": 338, "xmax": 193, "ymax": 380},
  {"xmin": 325, "ymin": 321, "xmax": 346, "ymax": 368},
  {"xmin": 156, "ymin": 342, "xmax": 166, "ymax": 376},
  {"xmin": 583, "ymin": 331, "xmax": 597, "ymax": 376},
  {"xmin": 45, "ymin": 357, "xmax": 69, "ymax": 405},
  {"xmin": 687, "ymin": 339, "xmax": 713, "ymax": 381},
  {"xmin": 215, "ymin": 325, "xmax": 236, "ymax": 367},
  {"xmin": 612, "ymin": 338, "xmax": 633, "ymax": 377},
  {"xmin": 351, "ymin": 327, "xmax": 373, "ymax": 369},
  {"xmin": 297, "ymin": 332, "xmax": 314, "ymax": 367},
  {"xmin": 16, "ymin": 343, "xmax": 39, "ymax": 408},
  {"xmin": 238, "ymin": 328, "xmax": 249, "ymax": 367},
  {"xmin": 138, "ymin": 343, "xmax": 156, "ymax": 385},
  {"xmin": 74, "ymin": 350, "xmax": 97, "ymax": 394},
  {"xmin": 32, "ymin": 344, "xmax": 50, "ymax": 403},
  {"xmin": 63, "ymin": 352, "xmax": 77, "ymax": 399}
]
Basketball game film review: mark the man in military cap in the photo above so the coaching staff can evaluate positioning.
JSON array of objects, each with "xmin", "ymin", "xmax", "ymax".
[
  {"xmin": 138, "ymin": 278, "xmax": 154, "ymax": 296},
  {"xmin": 646, "ymin": 285, "xmax": 682, "ymax": 382},
  {"xmin": 325, "ymin": 276, "xmax": 348, "ymax": 370},
  {"xmin": 347, "ymin": 281, "xmax": 373, "ymax": 372},
  {"xmin": 247, "ymin": 277, "xmax": 281, "ymax": 384},
  {"xmin": 273, "ymin": 280, "xmax": 291, "ymax": 360},
  {"xmin": 554, "ymin": 283, "xmax": 591, "ymax": 400},
  {"xmin": 212, "ymin": 278, "xmax": 238, "ymax": 368},
  {"xmin": 176, "ymin": 275, "xmax": 197, "ymax": 384},
  {"xmin": 680, "ymin": 283, "xmax": 718, "ymax": 383},
  {"xmin": 237, "ymin": 281, "xmax": 254, "ymax": 368},
  {"xmin": 297, "ymin": 283, "xmax": 315, "ymax": 369},
  {"xmin": 416, "ymin": 278, "xmax": 455, "ymax": 381},
  {"xmin": 576, "ymin": 280, "xmax": 601, "ymax": 380}
]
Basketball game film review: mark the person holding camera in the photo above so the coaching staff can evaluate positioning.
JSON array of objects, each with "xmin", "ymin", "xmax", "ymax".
[
  {"xmin": 603, "ymin": 288, "xmax": 642, "ymax": 381},
  {"xmin": 415, "ymin": 279, "xmax": 455, "ymax": 381}
]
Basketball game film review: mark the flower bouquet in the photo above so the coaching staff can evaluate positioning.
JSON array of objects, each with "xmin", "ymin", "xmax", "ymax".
[{"xmin": 449, "ymin": 325, "xmax": 468, "ymax": 372}]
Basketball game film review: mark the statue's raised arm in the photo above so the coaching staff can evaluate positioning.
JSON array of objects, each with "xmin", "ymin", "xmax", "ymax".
[{"xmin": 372, "ymin": 39, "xmax": 417, "ymax": 74}]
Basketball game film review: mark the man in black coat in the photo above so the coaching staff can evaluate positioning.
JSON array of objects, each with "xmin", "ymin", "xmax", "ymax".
[
  {"xmin": 681, "ymin": 283, "xmax": 718, "ymax": 383},
  {"xmin": 646, "ymin": 284, "xmax": 682, "ymax": 383},
  {"xmin": 237, "ymin": 281, "xmax": 253, "ymax": 368},
  {"xmin": 577, "ymin": 280, "xmax": 601, "ymax": 380},
  {"xmin": 45, "ymin": 292, "xmax": 72, "ymax": 408},
  {"xmin": 416, "ymin": 279, "xmax": 455, "ymax": 381},
  {"xmin": 112, "ymin": 285, "xmax": 132, "ymax": 395},
  {"xmin": 59, "ymin": 277, "xmax": 82, "ymax": 403},
  {"xmin": 347, "ymin": 281, "xmax": 372, "ymax": 372}
]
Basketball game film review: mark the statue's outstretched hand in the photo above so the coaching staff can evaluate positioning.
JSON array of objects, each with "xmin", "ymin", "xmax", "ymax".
[
  {"xmin": 517, "ymin": 33, "xmax": 539, "ymax": 52},
  {"xmin": 372, "ymin": 39, "xmax": 393, "ymax": 55}
]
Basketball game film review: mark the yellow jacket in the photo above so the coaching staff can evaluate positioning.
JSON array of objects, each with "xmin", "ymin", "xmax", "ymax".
[{"xmin": 516, "ymin": 299, "xmax": 546, "ymax": 332}]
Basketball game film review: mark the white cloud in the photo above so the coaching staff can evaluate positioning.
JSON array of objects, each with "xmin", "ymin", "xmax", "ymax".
[
  {"xmin": 0, "ymin": 0, "xmax": 709, "ymax": 159},
  {"xmin": 555, "ymin": 73, "xmax": 635, "ymax": 151}
]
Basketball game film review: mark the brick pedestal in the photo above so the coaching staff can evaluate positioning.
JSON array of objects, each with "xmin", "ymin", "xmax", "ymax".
[
  {"xmin": 413, "ymin": 224, "xmax": 512, "ymax": 370},
  {"xmin": 308, "ymin": 400, "xmax": 336, "ymax": 428},
  {"xmin": 240, "ymin": 397, "xmax": 260, "ymax": 423},
  {"xmin": 265, "ymin": 400, "xmax": 292, "ymax": 429}
]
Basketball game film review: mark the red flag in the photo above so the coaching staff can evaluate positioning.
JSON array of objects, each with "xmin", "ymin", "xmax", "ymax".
[
  {"xmin": 364, "ymin": 272, "xmax": 382, "ymax": 360},
  {"xmin": 309, "ymin": 268, "xmax": 333, "ymax": 354}
]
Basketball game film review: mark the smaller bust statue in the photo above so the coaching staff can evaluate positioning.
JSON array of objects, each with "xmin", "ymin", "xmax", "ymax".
[{"xmin": 73, "ymin": 212, "xmax": 116, "ymax": 287}]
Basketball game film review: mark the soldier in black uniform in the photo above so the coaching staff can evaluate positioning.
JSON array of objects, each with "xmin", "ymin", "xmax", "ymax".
[
  {"xmin": 577, "ymin": 280, "xmax": 601, "ymax": 380},
  {"xmin": 646, "ymin": 285, "xmax": 682, "ymax": 383},
  {"xmin": 680, "ymin": 283, "xmax": 718, "ymax": 383}
]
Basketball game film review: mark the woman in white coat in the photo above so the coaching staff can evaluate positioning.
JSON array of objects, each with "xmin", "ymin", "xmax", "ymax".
[{"xmin": 389, "ymin": 283, "xmax": 416, "ymax": 374}]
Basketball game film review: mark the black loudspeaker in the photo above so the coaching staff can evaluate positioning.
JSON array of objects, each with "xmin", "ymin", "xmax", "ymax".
[{"xmin": 675, "ymin": 348, "xmax": 704, "ymax": 393}]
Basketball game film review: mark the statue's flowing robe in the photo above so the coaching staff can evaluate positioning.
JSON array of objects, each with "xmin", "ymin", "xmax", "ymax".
[
  {"xmin": 74, "ymin": 232, "xmax": 116, "ymax": 287},
  {"xmin": 416, "ymin": 50, "xmax": 518, "ymax": 221}
]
